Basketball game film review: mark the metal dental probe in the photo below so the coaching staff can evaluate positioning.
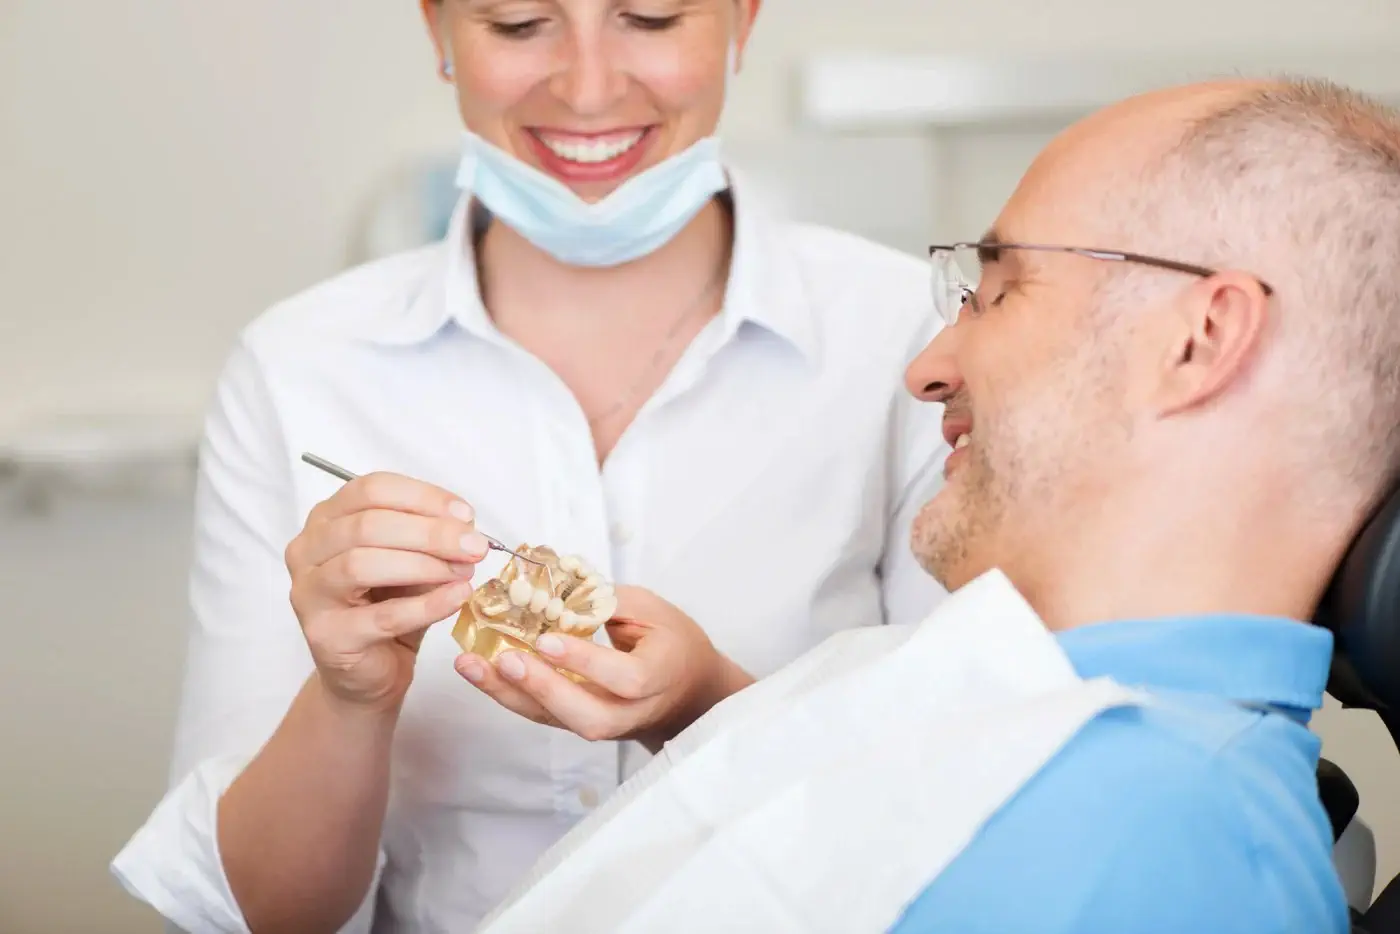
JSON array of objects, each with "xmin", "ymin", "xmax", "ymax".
[{"xmin": 299, "ymin": 452, "xmax": 546, "ymax": 568}]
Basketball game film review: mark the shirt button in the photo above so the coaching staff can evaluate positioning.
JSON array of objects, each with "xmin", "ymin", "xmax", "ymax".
[{"xmin": 578, "ymin": 786, "xmax": 600, "ymax": 809}]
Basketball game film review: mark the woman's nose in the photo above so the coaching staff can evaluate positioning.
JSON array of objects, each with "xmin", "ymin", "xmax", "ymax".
[
  {"xmin": 904, "ymin": 329, "xmax": 963, "ymax": 403},
  {"xmin": 548, "ymin": 34, "xmax": 627, "ymax": 116}
]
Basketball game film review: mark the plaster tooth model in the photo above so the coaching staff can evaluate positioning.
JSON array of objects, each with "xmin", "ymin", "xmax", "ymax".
[{"xmin": 452, "ymin": 545, "xmax": 618, "ymax": 679}]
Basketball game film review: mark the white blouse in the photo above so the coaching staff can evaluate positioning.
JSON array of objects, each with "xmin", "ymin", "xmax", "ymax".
[{"xmin": 112, "ymin": 175, "xmax": 951, "ymax": 933}]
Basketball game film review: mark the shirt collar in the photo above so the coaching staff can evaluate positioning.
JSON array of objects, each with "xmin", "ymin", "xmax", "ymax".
[
  {"xmin": 363, "ymin": 166, "xmax": 818, "ymax": 359},
  {"xmin": 712, "ymin": 168, "xmax": 817, "ymax": 358},
  {"xmin": 1056, "ymin": 615, "xmax": 1334, "ymax": 716}
]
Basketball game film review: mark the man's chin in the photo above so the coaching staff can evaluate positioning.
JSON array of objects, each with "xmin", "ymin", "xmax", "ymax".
[
  {"xmin": 911, "ymin": 512, "xmax": 989, "ymax": 593},
  {"xmin": 912, "ymin": 535, "xmax": 977, "ymax": 592},
  {"xmin": 921, "ymin": 557, "xmax": 984, "ymax": 594}
]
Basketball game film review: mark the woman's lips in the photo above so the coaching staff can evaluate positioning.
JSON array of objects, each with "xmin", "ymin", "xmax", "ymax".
[{"xmin": 525, "ymin": 127, "xmax": 656, "ymax": 185}]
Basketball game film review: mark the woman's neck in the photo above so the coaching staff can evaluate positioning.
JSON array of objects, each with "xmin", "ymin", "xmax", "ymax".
[{"xmin": 474, "ymin": 197, "xmax": 734, "ymax": 328}]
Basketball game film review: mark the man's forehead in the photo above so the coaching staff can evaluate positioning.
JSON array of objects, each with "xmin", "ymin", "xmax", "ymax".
[
  {"xmin": 991, "ymin": 80, "xmax": 1270, "ymax": 247},
  {"xmin": 995, "ymin": 127, "xmax": 1165, "ymax": 246}
]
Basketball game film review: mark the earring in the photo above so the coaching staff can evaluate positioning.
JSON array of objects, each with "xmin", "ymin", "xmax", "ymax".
[{"xmin": 442, "ymin": 60, "xmax": 454, "ymax": 79}]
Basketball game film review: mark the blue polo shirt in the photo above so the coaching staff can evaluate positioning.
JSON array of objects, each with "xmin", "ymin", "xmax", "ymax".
[{"xmin": 889, "ymin": 615, "xmax": 1349, "ymax": 934}]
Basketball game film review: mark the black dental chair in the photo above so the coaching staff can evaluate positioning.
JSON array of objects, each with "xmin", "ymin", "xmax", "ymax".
[{"xmin": 1315, "ymin": 485, "xmax": 1400, "ymax": 933}]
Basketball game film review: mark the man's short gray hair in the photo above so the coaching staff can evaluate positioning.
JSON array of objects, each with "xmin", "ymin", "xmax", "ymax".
[{"xmin": 1147, "ymin": 78, "xmax": 1400, "ymax": 505}]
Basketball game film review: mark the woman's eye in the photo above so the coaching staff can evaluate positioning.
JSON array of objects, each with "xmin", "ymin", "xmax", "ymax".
[
  {"xmin": 488, "ymin": 19, "xmax": 546, "ymax": 39},
  {"xmin": 623, "ymin": 13, "xmax": 681, "ymax": 31}
]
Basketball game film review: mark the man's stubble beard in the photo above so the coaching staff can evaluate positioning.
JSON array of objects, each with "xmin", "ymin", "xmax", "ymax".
[
  {"xmin": 909, "ymin": 334, "xmax": 1128, "ymax": 592},
  {"xmin": 911, "ymin": 437, "xmax": 1018, "ymax": 590}
]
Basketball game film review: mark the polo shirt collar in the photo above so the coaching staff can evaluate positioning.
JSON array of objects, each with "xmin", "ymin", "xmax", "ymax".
[{"xmin": 1056, "ymin": 615, "xmax": 1334, "ymax": 716}]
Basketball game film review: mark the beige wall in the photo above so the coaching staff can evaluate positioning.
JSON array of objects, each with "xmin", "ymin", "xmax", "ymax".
[
  {"xmin": 4, "ymin": 0, "xmax": 1400, "ymax": 434},
  {"xmin": 4, "ymin": 1, "xmax": 1400, "ymax": 932}
]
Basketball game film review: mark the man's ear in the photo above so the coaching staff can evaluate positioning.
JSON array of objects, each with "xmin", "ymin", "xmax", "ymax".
[{"xmin": 1153, "ymin": 271, "xmax": 1272, "ymax": 416}]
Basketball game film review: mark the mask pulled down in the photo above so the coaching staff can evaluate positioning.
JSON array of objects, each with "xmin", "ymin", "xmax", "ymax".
[
  {"xmin": 452, "ymin": 43, "xmax": 738, "ymax": 267},
  {"xmin": 455, "ymin": 132, "xmax": 729, "ymax": 268}
]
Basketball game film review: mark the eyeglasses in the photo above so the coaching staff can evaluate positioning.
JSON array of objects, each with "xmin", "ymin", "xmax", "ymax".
[{"xmin": 927, "ymin": 241, "xmax": 1275, "ymax": 327}]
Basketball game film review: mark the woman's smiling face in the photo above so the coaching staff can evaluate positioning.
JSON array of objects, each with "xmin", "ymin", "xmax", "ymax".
[{"xmin": 424, "ymin": 0, "xmax": 759, "ymax": 202}]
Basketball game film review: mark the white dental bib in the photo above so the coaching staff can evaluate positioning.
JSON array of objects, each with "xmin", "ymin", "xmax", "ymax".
[{"xmin": 476, "ymin": 571, "xmax": 1146, "ymax": 933}]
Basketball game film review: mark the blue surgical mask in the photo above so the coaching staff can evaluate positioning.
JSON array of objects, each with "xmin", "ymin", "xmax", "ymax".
[
  {"xmin": 455, "ymin": 132, "xmax": 728, "ymax": 267},
  {"xmin": 453, "ymin": 44, "xmax": 737, "ymax": 268}
]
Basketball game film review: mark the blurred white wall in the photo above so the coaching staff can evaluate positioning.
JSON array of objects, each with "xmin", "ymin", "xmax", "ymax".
[
  {"xmin": 4, "ymin": 0, "xmax": 1400, "ymax": 435},
  {"xmin": 4, "ymin": 1, "xmax": 1400, "ymax": 932}
]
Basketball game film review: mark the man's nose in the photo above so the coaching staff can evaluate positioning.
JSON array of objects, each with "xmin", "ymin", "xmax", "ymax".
[
  {"xmin": 548, "ymin": 30, "xmax": 628, "ymax": 116},
  {"xmin": 904, "ymin": 328, "xmax": 962, "ymax": 403}
]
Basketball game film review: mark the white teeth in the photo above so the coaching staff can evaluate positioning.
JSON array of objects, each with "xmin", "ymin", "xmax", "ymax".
[
  {"xmin": 538, "ymin": 132, "xmax": 644, "ymax": 164},
  {"xmin": 954, "ymin": 434, "xmax": 971, "ymax": 449},
  {"xmin": 592, "ymin": 593, "xmax": 618, "ymax": 622}
]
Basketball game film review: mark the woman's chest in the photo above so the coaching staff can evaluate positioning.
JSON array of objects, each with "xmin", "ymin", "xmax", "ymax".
[
  {"xmin": 280, "ymin": 337, "xmax": 906, "ymax": 798},
  {"xmin": 281, "ymin": 335, "xmax": 903, "ymax": 613},
  {"xmin": 498, "ymin": 309, "xmax": 719, "ymax": 464}
]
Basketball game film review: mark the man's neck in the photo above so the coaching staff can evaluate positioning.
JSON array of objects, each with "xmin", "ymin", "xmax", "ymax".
[{"xmin": 1017, "ymin": 486, "xmax": 1355, "ymax": 632}]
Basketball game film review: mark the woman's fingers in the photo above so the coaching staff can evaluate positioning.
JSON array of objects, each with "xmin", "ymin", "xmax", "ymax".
[
  {"xmin": 297, "ymin": 508, "xmax": 490, "ymax": 568},
  {"xmin": 455, "ymin": 653, "xmax": 559, "ymax": 728},
  {"xmin": 308, "ymin": 472, "xmax": 475, "ymax": 525},
  {"xmin": 482, "ymin": 650, "xmax": 639, "ymax": 742},
  {"xmin": 359, "ymin": 578, "xmax": 476, "ymax": 640},
  {"xmin": 533, "ymin": 633, "xmax": 660, "ymax": 701},
  {"xmin": 305, "ymin": 578, "xmax": 475, "ymax": 652},
  {"xmin": 317, "ymin": 547, "xmax": 474, "ymax": 598}
]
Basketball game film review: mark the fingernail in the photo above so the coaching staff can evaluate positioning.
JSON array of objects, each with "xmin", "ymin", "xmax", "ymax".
[
  {"xmin": 449, "ymin": 501, "xmax": 475, "ymax": 523},
  {"xmin": 460, "ymin": 531, "xmax": 489, "ymax": 558},
  {"xmin": 497, "ymin": 652, "xmax": 526, "ymax": 680},
  {"xmin": 449, "ymin": 562, "xmax": 476, "ymax": 578},
  {"xmin": 459, "ymin": 658, "xmax": 485, "ymax": 683},
  {"xmin": 536, "ymin": 634, "xmax": 564, "ymax": 657}
]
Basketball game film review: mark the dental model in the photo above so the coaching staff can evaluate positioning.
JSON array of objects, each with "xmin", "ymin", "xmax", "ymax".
[{"xmin": 452, "ymin": 545, "xmax": 618, "ymax": 679}]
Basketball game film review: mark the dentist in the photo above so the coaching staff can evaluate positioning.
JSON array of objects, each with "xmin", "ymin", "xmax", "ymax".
[{"xmin": 111, "ymin": 1, "xmax": 947, "ymax": 932}]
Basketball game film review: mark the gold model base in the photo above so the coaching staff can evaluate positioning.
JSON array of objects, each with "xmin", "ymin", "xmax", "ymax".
[{"xmin": 451, "ymin": 543, "xmax": 616, "ymax": 685}]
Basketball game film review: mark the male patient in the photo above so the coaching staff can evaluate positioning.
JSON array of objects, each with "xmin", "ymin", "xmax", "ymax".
[{"xmin": 462, "ymin": 76, "xmax": 1400, "ymax": 932}]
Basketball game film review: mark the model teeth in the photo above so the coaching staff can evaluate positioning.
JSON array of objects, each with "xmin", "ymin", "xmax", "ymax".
[
  {"xmin": 954, "ymin": 434, "xmax": 971, "ymax": 449},
  {"xmin": 452, "ymin": 543, "xmax": 619, "ymax": 678},
  {"xmin": 508, "ymin": 578, "xmax": 533, "ymax": 607},
  {"xmin": 539, "ymin": 132, "xmax": 644, "ymax": 164}
]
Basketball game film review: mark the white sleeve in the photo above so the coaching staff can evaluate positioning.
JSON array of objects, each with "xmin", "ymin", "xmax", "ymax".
[
  {"xmin": 109, "ymin": 337, "xmax": 383, "ymax": 933},
  {"xmin": 877, "ymin": 317, "xmax": 951, "ymax": 628}
]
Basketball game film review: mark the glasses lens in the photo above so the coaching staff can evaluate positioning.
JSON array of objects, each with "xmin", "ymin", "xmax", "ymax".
[{"xmin": 930, "ymin": 249, "xmax": 979, "ymax": 326}]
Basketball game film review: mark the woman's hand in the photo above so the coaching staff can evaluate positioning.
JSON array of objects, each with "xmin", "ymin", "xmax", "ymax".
[
  {"xmin": 454, "ymin": 586, "xmax": 755, "ymax": 751},
  {"xmin": 285, "ymin": 471, "xmax": 489, "ymax": 710}
]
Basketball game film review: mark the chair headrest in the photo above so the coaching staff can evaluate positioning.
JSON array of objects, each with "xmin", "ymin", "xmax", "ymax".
[{"xmin": 1316, "ymin": 486, "xmax": 1400, "ymax": 711}]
